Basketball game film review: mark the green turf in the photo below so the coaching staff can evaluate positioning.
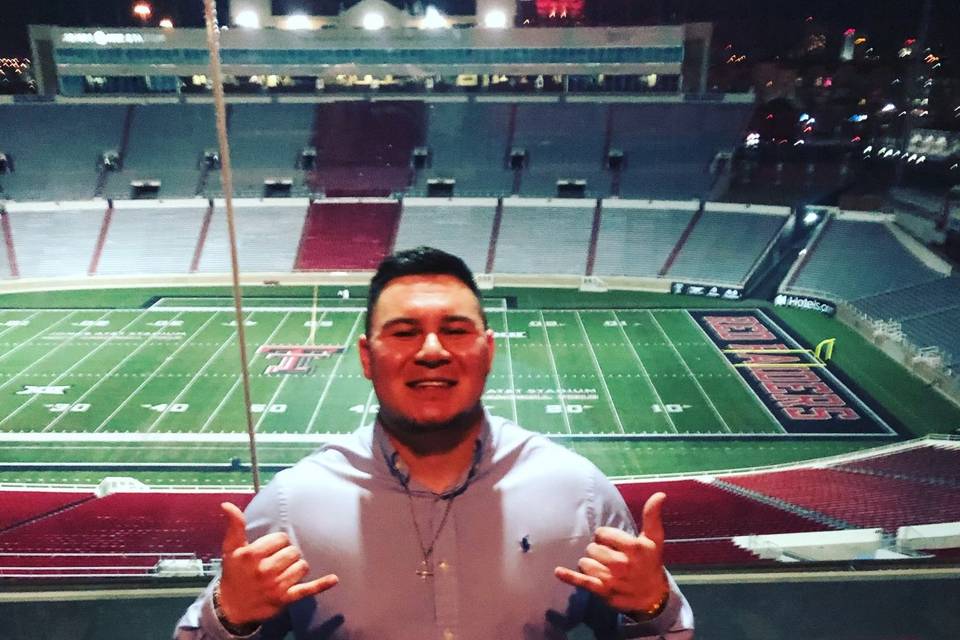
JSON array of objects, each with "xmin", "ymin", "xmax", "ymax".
[{"xmin": 0, "ymin": 286, "xmax": 956, "ymax": 487}]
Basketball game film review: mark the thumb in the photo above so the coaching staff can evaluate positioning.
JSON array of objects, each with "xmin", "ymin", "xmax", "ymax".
[
  {"xmin": 640, "ymin": 492, "xmax": 666, "ymax": 547},
  {"xmin": 221, "ymin": 502, "xmax": 249, "ymax": 553}
]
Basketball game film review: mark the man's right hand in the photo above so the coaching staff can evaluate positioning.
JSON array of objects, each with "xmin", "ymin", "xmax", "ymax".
[{"xmin": 216, "ymin": 502, "xmax": 339, "ymax": 627}]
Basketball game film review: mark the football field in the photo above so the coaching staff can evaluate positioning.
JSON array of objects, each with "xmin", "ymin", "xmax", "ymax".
[{"xmin": 0, "ymin": 297, "xmax": 891, "ymax": 440}]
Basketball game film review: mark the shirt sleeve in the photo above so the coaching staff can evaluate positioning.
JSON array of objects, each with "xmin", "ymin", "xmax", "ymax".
[{"xmin": 591, "ymin": 468, "xmax": 696, "ymax": 640}]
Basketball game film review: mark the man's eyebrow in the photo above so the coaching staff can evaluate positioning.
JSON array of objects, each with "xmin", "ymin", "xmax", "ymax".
[{"xmin": 380, "ymin": 318, "xmax": 419, "ymax": 330}]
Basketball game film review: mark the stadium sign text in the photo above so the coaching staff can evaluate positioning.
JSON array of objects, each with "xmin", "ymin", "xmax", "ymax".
[
  {"xmin": 774, "ymin": 294, "xmax": 837, "ymax": 316},
  {"xmin": 60, "ymin": 31, "xmax": 166, "ymax": 46},
  {"xmin": 671, "ymin": 282, "xmax": 742, "ymax": 300}
]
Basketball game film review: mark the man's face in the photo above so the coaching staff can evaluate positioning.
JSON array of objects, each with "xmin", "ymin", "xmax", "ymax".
[{"xmin": 359, "ymin": 274, "xmax": 494, "ymax": 430}]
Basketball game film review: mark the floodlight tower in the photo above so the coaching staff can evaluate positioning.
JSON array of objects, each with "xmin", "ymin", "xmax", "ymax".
[
  {"xmin": 230, "ymin": 0, "xmax": 270, "ymax": 28},
  {"xmin": 477, "ymin": 0, "xmax": 516, "ymax": 29}
]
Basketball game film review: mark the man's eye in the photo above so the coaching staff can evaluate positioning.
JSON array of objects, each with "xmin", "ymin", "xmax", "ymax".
[
  {"xmin": 442, "ymin": 327, "xmax": 471, "ymax": 335},
  {"xmin": 391, "ymin": 329, "xmax": 419, "ymax": 338}
]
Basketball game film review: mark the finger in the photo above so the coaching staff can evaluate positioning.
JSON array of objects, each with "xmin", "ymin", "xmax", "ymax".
[
  {"xmin": 554, "ymin": 566, "xmax": 608, "ymax": 596},
  {"xmin": 259, "ymin": 545, "xmax": 303, "ymax": 576},
  {"xmin": 641, "ymin": 492, "xmax": 667, "ymax": 546},
  {"xmin": 586, "ymin": 541, "xmax": 628, "ymax": 567},
  {"xmin": 285, "ymin": 574, "xmax": 340, "ymax": 602},
  {"xmin": 221, "ymin": 502, "xmax": 249, "ymax": 553},
  {"xmin": 577, "ymin": 557, "xmax": 612, "ymax": 582},
  {"xmin": 275, "ymin": 558, "xmax": 310, "ymax": 592},
  {"xmin": 245, "ymin": 531, "xmax": 292, "ymax": 557},
  {"xmin": 593, "ymin": 526, "xmax": 640, "ymax": 553}
]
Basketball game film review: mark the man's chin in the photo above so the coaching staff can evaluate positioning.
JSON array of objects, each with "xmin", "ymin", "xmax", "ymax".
[{"xmin": 379, "ymin": 405, "xmax": 483, "ymax": 438}]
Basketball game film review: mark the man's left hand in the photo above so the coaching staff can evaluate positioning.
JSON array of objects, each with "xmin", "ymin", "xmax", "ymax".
[{"xmin": 554, "ymin": 492, "xmax": 669, "ymax": 615}]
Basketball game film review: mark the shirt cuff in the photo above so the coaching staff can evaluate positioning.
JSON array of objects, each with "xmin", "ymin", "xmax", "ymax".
[{"xmin": 199, "ymin": 583, "xmax": 263, "ymax": 640}]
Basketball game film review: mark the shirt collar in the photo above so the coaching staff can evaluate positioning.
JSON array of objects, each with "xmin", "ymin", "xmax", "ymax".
[{"xmin": 373, "ymin": 410, "xmax": 493, "ymax": 499}]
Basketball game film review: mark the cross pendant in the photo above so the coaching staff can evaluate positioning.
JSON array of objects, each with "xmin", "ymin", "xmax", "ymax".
[{"xmin": 416, "ymin": 561, "xmax": 433, "ymax": 579}]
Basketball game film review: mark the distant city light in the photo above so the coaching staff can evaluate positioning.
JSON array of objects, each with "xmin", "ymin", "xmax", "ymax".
[
  {"xmin": 483, "ymin": 9, "xmax": 509, "ymax": 29},
  {"xmin": 421, "ymin": 6, "xmax": 449, "ymax": 29},
  {"xmin": 363, "ymin": 12, "xmax": 385, "ymax": 30},
  {"xmin": 235, "ymin": 10, "xmax": 261, "ymax": 28},
  {"xmin": 132, "ymin": 2, "xmax": 152, "ymax": 21},
  {"xmin": 159, "ymin": 18, "xmax": 173, "ymax": 29},
  {"xmin": 881, "ymin": 103, "xmax": 896, "ymax": 113},
  {"xmin": 286, "ymin": 14, "xmax": 311, "ymax": 30},
  {"xmin": 745, "ymin": 132, "xmax": 760, "ymax": 148},
  {"xmin": 848, "ymin": 114, "xmax": 869, "ymax": 123},
  {"xmin": 799, "ymin": 113, "xmax": 810, "ymax": 122}
]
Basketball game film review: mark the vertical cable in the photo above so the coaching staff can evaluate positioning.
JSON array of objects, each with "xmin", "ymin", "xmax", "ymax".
[{"xmin": 203, "ymin": 0, "xmax": 261, "ymax": 492}]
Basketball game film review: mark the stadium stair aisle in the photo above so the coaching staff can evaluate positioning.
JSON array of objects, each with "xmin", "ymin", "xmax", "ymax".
[{"xmin": 295, "ymin": 201, "xmax": 402, "ymax": 270}]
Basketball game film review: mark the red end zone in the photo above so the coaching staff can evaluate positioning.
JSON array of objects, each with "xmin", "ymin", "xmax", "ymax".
[{"xmin": 690, "ymin": 309, "xmax": 895, "ymax": 436}]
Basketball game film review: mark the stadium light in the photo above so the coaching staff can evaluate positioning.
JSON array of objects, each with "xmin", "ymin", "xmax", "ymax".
[
  {"xmin": 132, "ymin": 2, "xmax": 152, "ymax": 23},
  {"xmin": 235, "ymin": 10, "xmax": 261, "ymax": 29},
  {"xmin": 421, "ymin": 6, "xmax": 449, "ymax": 29},
  {"xmin": 483, "ymin": 9, "xmax": 509, "ymax": 29},
  {"xmin": 363, "ymin": 12, "xmax": 385, "ymax": 30},
  {"xmin": 286, "ymin": 13, "xmax": 311, "ymax": 30},
  {"xmin": 159, "ymin": 17, "xmax": 174, "ymax": 29}
]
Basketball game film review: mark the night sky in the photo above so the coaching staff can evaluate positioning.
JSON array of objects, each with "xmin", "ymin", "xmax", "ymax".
[{"xmin": 2, "ymin": 0, "xmax": 958, "ymax": 62}]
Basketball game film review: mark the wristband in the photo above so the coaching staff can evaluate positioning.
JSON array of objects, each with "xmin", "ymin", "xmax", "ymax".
[{"xmin": 213, "ymin": 584, "xmax": 261, "ymax": 637}]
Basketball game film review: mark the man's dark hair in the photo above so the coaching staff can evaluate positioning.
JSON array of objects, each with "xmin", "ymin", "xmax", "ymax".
[{"xmin": 366, "ymin": 246, "xmax": 485, "ymax": 335}]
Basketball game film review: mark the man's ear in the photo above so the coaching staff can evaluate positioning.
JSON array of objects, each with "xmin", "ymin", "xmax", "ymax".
[
  {"xmin": 358, "ymin": 334, "xmax": 373, "ymax": 380},
  {"xmin": 484, "ymin": 328, "xmax": 495, "ymax": 371}
]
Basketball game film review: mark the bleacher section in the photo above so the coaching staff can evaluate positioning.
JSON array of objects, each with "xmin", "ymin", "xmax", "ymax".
[
  {"xmin": 591, "ymin": 200, "xmax": 698, "ymax": 278},
  {"xmin": 415, "ymin": 102, "xmax": 514, "ymax": 196},
  {"xmin": 0, "ymin": 490, "xmax": 92, "ymax": 529},
  {"xmin": 308, "ymin": 101, "xmax": 425, "ymax": 197},
  {"xmin": 900, "ymin": 309, "xmax": 960, "ymax": 367},
  {"xmin": 722, "ymin": 467, "xmax": 960, "ymax": 530},
  {"xmin": 6, "ymin": 207, "xmax": 104, "ymax": 278},
  {"xmin": 207, "ymin": 103, "xmax": 314, "ymax": 198},
  {"xmin": 392, "ymin": 199, "xmax": 497, "ymax": 275},
  {"xmin": 95, "ymin": 204, "xmax": 205, "ymax": 276},
  {"xmin": 197, "ymin": 203, "xmax": 307, "ymax": 273},
  {"xmin": 0, "ymin": 104, "xmax": 126, "ymax": 201},
  {"xmin": 103, "ymin": 104, "xmax": 217, "ymax": 199},
  {"xmin": 492, "ymin": 200, "xmax": 594, "ymax": 274},
  {"xmin": 789, "ymin": 218, "xmax": 943, "ymax": 300},
  {"xmin": 512, "ymin": 103, "xmax": 608, "ymax": 197},
  {"xmin": 611, "ymin": 103, "xmax": 751, "ymax": 200},
  {"xmin": 666, "ymin": 205, "xmax": 788, "ymax": 285},
  {"xmin": 837, "ymin": 442, "xmax": 960, "ymax": 485},
  {"xmin": 295, "ymin": 201, "xmax": 401, "ymax": 270}
]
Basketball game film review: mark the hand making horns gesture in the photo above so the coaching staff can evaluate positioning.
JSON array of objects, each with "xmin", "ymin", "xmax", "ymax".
[
  {"xmin": 216, "ymin": 502, "xmax": 340, "ymax": 626},
  {"xmin": 554, "ymin": 492, "xmax": 670, "ymax": 615}
]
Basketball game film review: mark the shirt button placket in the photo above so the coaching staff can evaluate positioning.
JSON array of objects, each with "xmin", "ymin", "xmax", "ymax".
[{"xmin": 434, "ymin": 498, "xmax": 459, "ymax": 638}]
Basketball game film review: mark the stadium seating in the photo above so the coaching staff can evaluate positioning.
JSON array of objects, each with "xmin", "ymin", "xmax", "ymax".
[
  {"xmin": 492, "ymin": 200, "xmax": 595, "ymax": 274},
  {"xmin": 415, "ymin": 102, "xmax": 514, "ymax": 196},
  {"xmin": 295, "ymin": 201, "xmax": 401, "ymax": 270},
  {"xmin": 0, "ymin": 104, "xmax": 126, "ymax": 201},
  {"xmin": 666, "ymin": 207, "xmax": 788, "ymax": 285},
  {"xmin": 837, "ymin": 442, "xmax": 960, "ymax": 485},
  {"xmin": 6, "ymin": 207, "xmax": 104, "ymax": 278},
  {"xmin": 664, "ymin": 539, "xmax": 767, "ymax": 566},
  {"xmin": 788, "ymin": 218, "xmax": 942, "ymax": 300},
  {"xmin": 721, "ymin": 467, "xmax": 960, "ymax": 530},
  {"xmin": 900, "ymin": 308, "xmax": 960, "ymax": 367},
  {"xmin": 95, "ymin": 205, "xmax": 205, "ymax": 276},
  {"xmin": 0, "ymin": 491, "xmax": 253, "ymax": 560},
  {"xmin": 511, "ymin": 103, "xmax": 608, "ymax": 197},
  {"xmin": 0, "ymin": 552, "xmax": 175, "ymax": 577},
  {"xmin": 0, "ymin": 490, "xmax": 92, "ymax": 529},
  {"xmin": 102, "ymin": 104, "xmax": 217, "ymax": 199},
  {"xmin": 591, "ymin": 201, "xmax": 697, "ymax": 278},
  {"xmin": 392, "ymin": 199, "xmax": 497, "ymax": 275},
  {"xmin": 197, "ymin": 203, "xmax": 307, "ymax": 273},
  {"xmin": 307, "ymin": 101, "xmax": 425, "ymax": 197},
  {"xmin": 853, "ymin": 276, "xmax": 960, "ymax": 322},
  {"xmin": 611, "ymin": 102, "xmax": 751, "ymax": 200}
]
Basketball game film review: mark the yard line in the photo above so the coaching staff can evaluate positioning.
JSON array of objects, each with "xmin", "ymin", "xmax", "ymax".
[
  {"xmin": 0, "ymin": 310, "xmax": 43, "ymax": 340},
  {"xmin": 0, "ymin": 310, "xmax": 81, "ymax": 367},
  {"xmin": 147, "ymin": 311, "xmax": 272, "ymax": 432},
  {"xmin": 42, "ymin": 312, "xmax": 186, "ymax": 432},
  {"xmin": 499, "ymin": 308, "xmax": 519, "ymax": 423},
  {"xmin": 647, "ymin": 310, "xmax": 731, "ymax": 434},
  {"xmin": 573, "ymin": 311, "xmax": 624, "ymax": 433},
  {"xmin": 253, "ymin": 311, "xmax": 327, "ymax": 432},
  {"xmin": 357, "ymin": 387, "xmax": 376, "ymax": 430},
  {"xmin": 611, "ymin": 310, "xmax": 678, "ymax": 434},
  {"xmin": 198, "ymin": 311, "xmax": 293, "ymax": 433},
  {"xmin": 305, "ymin": 311, "xmax": 363, "ymax": 434},
  {"xmin": 0, "ymin": 309, "xmax": 147, "ymax": 428},
  {"xmin": 681, "ymin": 310, "xmax": 786, "ymax": 434},
  {"xmin": 93, "ymin": 312, "xmax": 222, "ymax": 432},
  {"xmin": 538, "ymin": 311, "xmax": 572, "ymax": 434}
]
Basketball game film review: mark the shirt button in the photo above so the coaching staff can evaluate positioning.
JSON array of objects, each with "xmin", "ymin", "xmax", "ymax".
[
  {"xmin": 443, "ymin": 630, "xmax": 454, "ymax": 640},
  {"xmin": 439, "ymin": 561, "xmax": 449, "ymax": 571}
]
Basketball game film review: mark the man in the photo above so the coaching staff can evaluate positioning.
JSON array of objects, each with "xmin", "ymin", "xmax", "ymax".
[{"xmin": 175, "ymin": 247, "xmax": 694, "ymax": 639}]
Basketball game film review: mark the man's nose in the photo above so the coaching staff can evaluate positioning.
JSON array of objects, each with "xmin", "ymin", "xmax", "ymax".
[{"xmin": 415, "ymin": 332, "xmax": 451, "ymax": 367}]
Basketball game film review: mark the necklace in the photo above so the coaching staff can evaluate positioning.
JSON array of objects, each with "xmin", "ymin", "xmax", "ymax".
[{"xmin": 406, "ymin": 491, "xmax": 456, "ymax": 579}]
